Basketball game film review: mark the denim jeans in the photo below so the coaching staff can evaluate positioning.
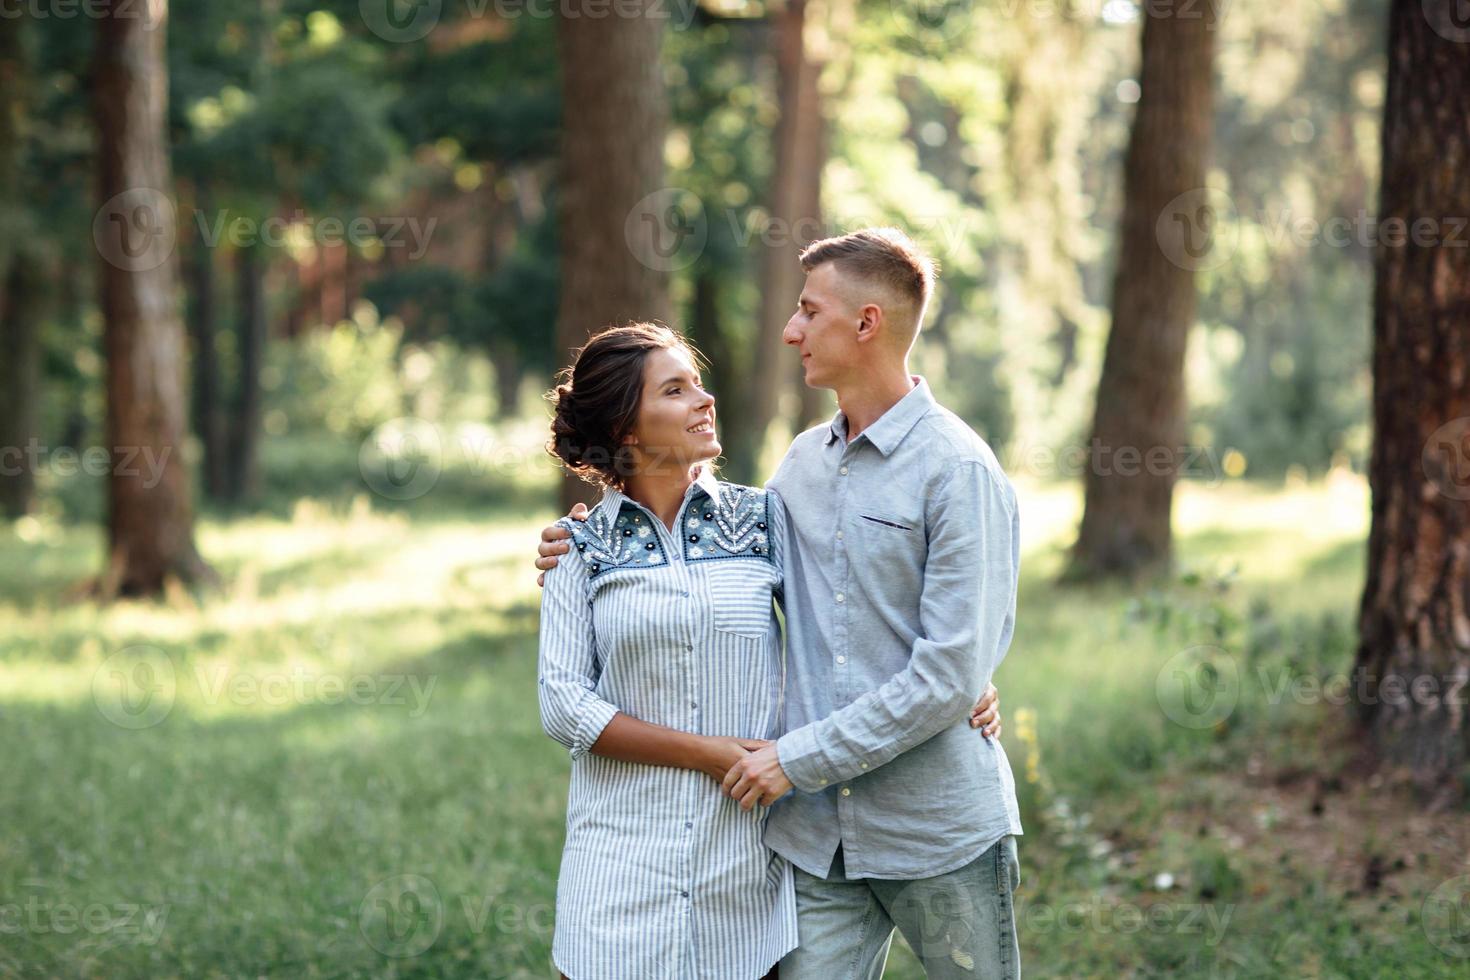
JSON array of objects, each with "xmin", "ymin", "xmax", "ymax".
[{"xmin": 779, "ymin": 836, "xmax": 1021, "ymax": 980}]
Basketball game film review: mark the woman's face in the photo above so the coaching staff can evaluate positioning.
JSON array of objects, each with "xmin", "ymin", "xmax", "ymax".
[{"xmin": 624, "ymin": 346, "xmax": 719, "ymax": 476}]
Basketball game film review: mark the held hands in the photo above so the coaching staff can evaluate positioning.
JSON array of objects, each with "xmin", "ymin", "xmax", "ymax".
[
  {"xmin": 716, "ymin": 680, "xmax": 996, "ymax": 812},
  {"xmin": 535, "ymin": 502, "xmax": 588, "ymax": 587},
  {"xmin": 722, "ymin": 743, "xmax": 794, "ymax": 811},
  {"xmin": 701, "ymin": 736, "xmax": 770, "ymax": 782}
]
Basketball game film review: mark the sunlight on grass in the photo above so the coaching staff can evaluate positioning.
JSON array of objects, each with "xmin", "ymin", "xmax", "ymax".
[{"xmin": 5, "ymin": 475, "xmax": 1443, "ymax": 980}]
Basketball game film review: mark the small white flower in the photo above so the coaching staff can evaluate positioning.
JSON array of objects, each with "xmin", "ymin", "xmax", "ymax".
[
  {"xmin": 690, "ymin": 547, "xmax": 703, "ymax": 557},
  {"xmin": 687, "ymin": 517, "xmax": 700, "ymax": 529},
  {"xmin": 638, "ymin": 526, "xmax": 651, "ymax": 538},
  {"xmin": 647, "ymin": 554, "xmax": 662, "ymax": 564},
  {"xmin": 1154, "ymin": 872, "xmax": 1175, "ymax": 891}
]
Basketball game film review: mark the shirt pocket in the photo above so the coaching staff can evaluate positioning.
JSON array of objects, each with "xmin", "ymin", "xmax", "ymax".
[
  {"xmin": 853, "ymin": 508, "xmax": 925, "ymax": 574},
  {"xmin": 705, "ymin": 560, "xmax": 774, "ymax": 640}
]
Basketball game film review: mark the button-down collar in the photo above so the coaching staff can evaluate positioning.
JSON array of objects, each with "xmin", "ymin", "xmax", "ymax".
[{"xmin": 823, "ymin": 376, "xmax": 937, "ymax": 457}]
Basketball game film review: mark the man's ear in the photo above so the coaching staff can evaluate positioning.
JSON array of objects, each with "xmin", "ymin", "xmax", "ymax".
[{"xmin": 855, "ymin": 303, "xmax": 883, "ymax": 344}]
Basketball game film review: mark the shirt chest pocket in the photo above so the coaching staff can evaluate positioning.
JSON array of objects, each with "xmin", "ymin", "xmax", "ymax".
[
  {"xmin": 704, "ymin": 561, "xmax": 775, "ymax": 640},
  {"xmin": 852, "ymin": 508, "xmax": 925, "ymax": 570}
]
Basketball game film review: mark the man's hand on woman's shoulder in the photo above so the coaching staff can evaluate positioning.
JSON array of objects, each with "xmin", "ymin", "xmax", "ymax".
[{"xmin": 535, "ymin": 501, "xmax": 589, "ymax": 587}]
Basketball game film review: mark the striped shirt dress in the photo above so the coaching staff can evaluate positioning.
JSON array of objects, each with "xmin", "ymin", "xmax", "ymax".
[{"xmin": 537, "ymin": 470, "xmax": 798, "ymax": 980}]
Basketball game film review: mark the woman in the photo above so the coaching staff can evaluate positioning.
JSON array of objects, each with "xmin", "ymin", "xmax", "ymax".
[
  {"xmin": 538, "ymin": 323, "xmax": 998, "ymax": 980},
  {"xmin": 539, "ymin": 323, "xmax": 794, "ymax": 980}
]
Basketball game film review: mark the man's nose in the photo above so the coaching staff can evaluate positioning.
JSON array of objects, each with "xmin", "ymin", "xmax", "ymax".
[{"xmin": 782, "ymin": 318, "xmax": 801, "ymax": 346}]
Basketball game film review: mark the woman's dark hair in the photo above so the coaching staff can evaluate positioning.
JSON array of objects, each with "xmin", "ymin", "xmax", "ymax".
[{"xmin": 546, "ymin": 322, "xmax": 706, "ymax": 490}]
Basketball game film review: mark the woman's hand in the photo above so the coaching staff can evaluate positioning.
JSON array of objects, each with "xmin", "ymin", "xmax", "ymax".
[{"xmin": 699, "ymin": 736, "xmax": 771, "ymax": 782}]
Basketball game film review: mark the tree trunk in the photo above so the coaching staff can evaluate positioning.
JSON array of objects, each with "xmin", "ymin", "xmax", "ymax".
[
  {"xmin": 687, "ymin": 268, "xmax": 751, "ymax": 482},
  {"xmin": 0, "ymin": 253, "xmax": 43, "ymax": 519},
  {"xmin": 1354, "ymin": 0, "xmax": 1470, "ymax": 801},
  {"xmin": 187, "ymin": 182, "xmax": 228, "ymax": 501},
  {"xmin": 554, "ymin": 3, "xmax": 670, "ymax": 510},
  {"xmin": 229, "ymin": 244, "xmax": 266, "ymax": 504},
  {"xmin": 752, "ymin": 0, "xmax": 828, "ymax": 464},
  {"xmin": 490, "ymin": 341, "xmax": 521, "ymax": 421},
  {"xmin": 0, "ymin": 17, "xmax": 40, "ymax": 519},
  {"xmin": 93, "ymin": 0, "xmax": 214, "ymax": 596},
  {"xmin": 1066, "ymin": 2, "xmax": 1217, "ymax": 582}
]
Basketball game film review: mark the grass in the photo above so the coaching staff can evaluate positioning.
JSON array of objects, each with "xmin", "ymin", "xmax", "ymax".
[{"xmin": 1, "ymin": 454, "xmax": 1465, "ymax": 979}]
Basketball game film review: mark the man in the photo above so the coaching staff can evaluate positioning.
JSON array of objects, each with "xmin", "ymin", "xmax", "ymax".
[{"xmin": 538, "ymin": 228, "xmax": 1022, "ymax": 978}]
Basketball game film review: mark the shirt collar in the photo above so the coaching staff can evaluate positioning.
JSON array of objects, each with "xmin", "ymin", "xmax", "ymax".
[
  {"xmin": 823, "ymin": 376, "xmax": 935, "ymax": 456},
  {"xmin": 598, "ymin": 463, "xmax": 721, "ymax": 515}
]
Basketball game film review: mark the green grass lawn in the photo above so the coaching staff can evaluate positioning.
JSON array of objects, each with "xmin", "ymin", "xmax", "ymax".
[{"xmin": 1, "ymin": 466, "xmax": 1464, "ymax": 978}]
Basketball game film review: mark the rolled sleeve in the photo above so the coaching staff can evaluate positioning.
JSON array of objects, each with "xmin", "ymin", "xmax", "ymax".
[
  {"xmin": 537, "ymin": 533, "xmax": 622, "ymax": 760},
  {"xmin": 779, "ymin": 461, "xmax": 1018, "ymax": 787}
]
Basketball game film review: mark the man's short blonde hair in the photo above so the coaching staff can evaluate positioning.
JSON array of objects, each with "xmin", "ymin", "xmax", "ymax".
[{"xmin": 798, "ymin": 227, "xmax": 937, "ymax": 327}]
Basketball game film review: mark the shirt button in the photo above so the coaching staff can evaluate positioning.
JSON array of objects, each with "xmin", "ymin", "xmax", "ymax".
[
  {"xmin": 840, "ymin": 787, "xmax": 851, "ymax": 797},
  {"xmin": 680, "ymin": 890, "xmax": 689, "ymax": 898},
  {"xmin": 835, "ymin": 593, "xmax": 845, "ymax": 603},
  {"xmin": 836, "ymin": 656, "xmax": 846, "ymax": 665},
  {"xmin": 685, "ymin": 821, "xmax": 693, "ymax": 829},
  {"xmin": 839, "ymin": 466, "xmax": 849, "ymax": 475},
  {"xmin": 859, "ymin": 762, "xmax": 868, "ymax": 770},
  {"xmin": 836, "ymin": 530, "xmax": 843, "ymax": 541},
  {"xmin": 690, "ymin": 701, "xmax": 698, "ymax": 709}
]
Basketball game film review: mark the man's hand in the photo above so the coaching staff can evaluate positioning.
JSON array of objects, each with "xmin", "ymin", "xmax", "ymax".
[
  {"xmin": 534, "ymin": 502, "xmax": 589, "ymax": 587},
  {"xmin": 700, "ymin": 737, "xmax": 770, "ymax": 782},
  {"xmin": 721, "ymin": 743, "xmax": 793, "ymax": 810},
  {"xmin": 969, "ymin": 681, "xmax": 1002, "ymax": 739}
]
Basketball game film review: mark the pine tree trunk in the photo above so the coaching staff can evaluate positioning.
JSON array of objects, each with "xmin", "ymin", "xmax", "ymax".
[
  {"xmin": 491, "ymin": 341, "xmax": 521, "ymax": 421},
  {"xmin": 687, "ymin": 268, "xmax": 750, "ymax": 482},
  {"xmin": 752, "ymin": 0, "xmax": 827, "ymax": 462},
  {"xmin": 93, "ymin": 0, "xmax": 214, "ymax": 596},
  {"xmin": 0, "ymin": 17, "xmax": 39, "ymax": 520},
  {"xmin": 187, "ymin": 182, "xmax": 228, "ymax": 501},
  {"xmin": 0, "ymin": 253, "xmax": 43, "ymax": 519},
  {"xmin": 554, "ymin": 3, "xmax": 670, "ymax": 510},
  {"xmin": 229, "ymin": 244, "xmax": 265, "ymax": 503},
  {"xmin": 1067, "ymin": 2, "xmax": 1217, "ymax": 581},
  {"xmin": 1354, "ymin": 0, "xmax": 1470, "ymax": 801}
]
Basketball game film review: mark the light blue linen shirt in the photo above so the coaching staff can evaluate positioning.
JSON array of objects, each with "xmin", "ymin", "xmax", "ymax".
[{"xmin": 766, "ymin": 377, "xmax": 1024, "ymax": 880}]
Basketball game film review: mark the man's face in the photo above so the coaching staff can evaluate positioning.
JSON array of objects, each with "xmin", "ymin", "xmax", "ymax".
[{"xmin": 782, "ymin": 262, "xmax": 863, "ymax": 390}]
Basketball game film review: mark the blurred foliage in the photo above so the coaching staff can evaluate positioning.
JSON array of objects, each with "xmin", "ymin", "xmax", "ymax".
[{"xmin": 10, "ymin": 0, "xmax": 1386, "ymax": 508}]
